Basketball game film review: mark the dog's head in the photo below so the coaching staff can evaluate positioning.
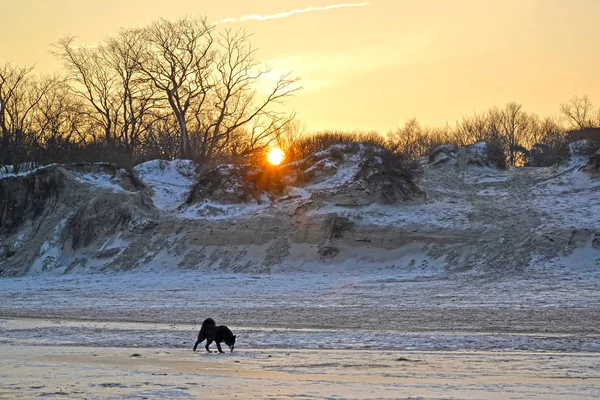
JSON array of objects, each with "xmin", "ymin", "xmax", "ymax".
[{"xmin": 225, "ymin": 335, "xmax": 236, "ymax": 352}]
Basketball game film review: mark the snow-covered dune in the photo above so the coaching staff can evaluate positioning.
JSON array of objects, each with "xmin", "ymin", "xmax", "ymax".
[{"xmin": 0, "ymin": 143, "xmax": 599, "ymax": 277}]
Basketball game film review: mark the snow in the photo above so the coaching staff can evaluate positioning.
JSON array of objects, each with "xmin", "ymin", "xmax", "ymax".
[
  {"xmin": 285, "ymin": 186, "xmax": 311, "ymax": 199},
  {"xmin": 0, "ymin": 268, "xmax": 599, "ymax": 352},
  {"xmin": 12, "ymin": 233, "xmax": 25, "ymax": 249},
  {"xmin": 73, "ymin": 170, "xmax": 126, "ymax": 192},
  {"xmin": 0, "ymin": 163, "xmax": 128, "ymax": 195},
  {"xmin": 533, "ymin": 165, "xmax": 600, "ymax": 230},
  {"xmin": 0, "ymin": 163, "xmax": 57, "ymax": 179},
  {"xmin": 305, "ymin": 152, "xmax": 361, "ymax": 190},
  {"xmin": 314, "ymin": 200, "xmax": 473, "ymax": 229},
  {"xmin": 569, "ymin": 139, "xmax": 597, "ymax": 158},
  {"xmin": 28, "ymin": 217, "xmax": 70, "ymax": 275},
  {"xmin": 469, "ymin": 141, "xmax": 488, "ymax": 156},
  {"xmin": 304, "ymin": 159, "xmax": 339, "ymax": 175},
  {"xmin": 134, "ymin": 159, "xmax": 197, "ymax": 211},
  {"xmin": 178, "ymin": 199, "xmax": 272, "ymax": 220}
]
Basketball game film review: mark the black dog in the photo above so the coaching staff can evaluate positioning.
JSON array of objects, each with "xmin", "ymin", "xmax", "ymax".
[{"xmin": 193, "ymin": 318, "xmax": 236, "ymax": 353}]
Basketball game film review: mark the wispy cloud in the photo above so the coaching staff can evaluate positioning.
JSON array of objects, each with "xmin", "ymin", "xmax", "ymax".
[{"xmin": 218, "ymin": 2, "xmax": 371, "ymax": 24}]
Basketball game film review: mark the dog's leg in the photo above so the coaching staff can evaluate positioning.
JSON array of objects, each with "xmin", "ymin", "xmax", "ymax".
[
  {"xmin": 193, "ymin": 331, "xmax": 206, "ymax": 352},
  {"xmin": 216, "ymin": 342, "xmax": 225, "ymax": 353},
  {"xmin": 205, "ymin": 339, "xmax": 213, "ymax": 353}
]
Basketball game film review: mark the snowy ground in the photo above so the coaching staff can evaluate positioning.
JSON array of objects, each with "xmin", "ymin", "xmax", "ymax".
[
  {"xmin": 1, "ymin": 269, "xmax": 600, "ymax": 398},
  {"xmin": 2, "ymin": 270, "xmax": 600, "ymax": 337}
]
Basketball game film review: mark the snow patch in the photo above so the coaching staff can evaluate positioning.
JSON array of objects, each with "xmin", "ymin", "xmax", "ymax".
[
  {"xmin": 305, "ymin": 152, "xmax": 362, "ymax": 190},
  {"xmin": 178, "ymin": 199, "xmax": 271, "ymax": 220},
  {"xmin": 134, "ymin": 159, "xmax": 197, "ymax": 211},
  {"xmin": 73, "ymin": 171, "xmax": 125, "ymax": 192},
  {"xmin": 0, "ymin": 163, "xmax": 56, "ymax": 179},
  {"xmin": 568, "ymin": 139, "xmax": 598, "ymax": 168}
]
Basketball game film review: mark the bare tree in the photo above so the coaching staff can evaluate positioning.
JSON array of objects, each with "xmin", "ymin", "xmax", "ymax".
[
  {"xmin": 527, "ymin": 114, "xmax": 565, "ymax": 148},
  {"xmin": 275, "ymin": 118, "xmax": 306, "ymax": 154},
  {"xmin": 453, "ymin": 104, "xmax": 536, "ymax": 165},
  {"xmin": 54, "ymin": 37, "xmax": 121, "ymax": 145},
  {"xmin": 0, "ymin": 63, "xmax": 33, "ymax": 165},
  {"xmin": 387, "ymin": 118, "xmax": 454, "ymax": 159},
  {"xmin": 104, "ymin": 28, "xmax": 157, "ymax": 158},
  {"xmin": 560, "ymin": 95, "xmax": 596, "ymax": 130},
  {"xmin": 5, "ymin": 75, "xmax": 58, "ymax": 135},
  {"xmin": 423, "ymin": 124, "xmax": 453, "ymax": 150},
  {"xmin": 191, "ymin": 28, "xmax": 301, "ymax": 163},
  {"xmin": 453, "ymin": 109, "xmax": 497, "ymax": 146},
  {"xmin": 139, "ymin": 16, "xmax": 215, "ymax": 159},
  {"xmin": 0, "ymin": 63, "xmax": 58, "ymax": 169},
  {"xmin": 54, "ymin": 32, "xmax": 159, "ymax": 164},
  {"xmin": 141, "ymin": 113, "xmax": 181, "ymax": 161},
  {"xmin": 498, "ymin": 102, "xmax": 534, "ymax": 165},
  {"xmin": 32, "ymin": 80, "xmax": 90, "ymax": 163},
  {"xmin": 387, "ymin": 118, "xmax": 422, "ymax": 158}
]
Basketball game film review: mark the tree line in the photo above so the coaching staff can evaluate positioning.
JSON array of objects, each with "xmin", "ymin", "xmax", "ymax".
[
  {"xmin": 279, "ymin": 97, "xmax": 600, "ymax": 167},
  {"xmin": 1, "ymin": 15, "xmax": 599, "ymax": 172},
  {"xmin": 1, "ymin": 16, "xmax": 301, "ymax": 172}
]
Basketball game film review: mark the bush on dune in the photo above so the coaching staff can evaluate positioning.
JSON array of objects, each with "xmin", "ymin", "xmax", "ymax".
[{"xmin": 186, "ymin": 163, "xmax": 287, "ymax": 205}]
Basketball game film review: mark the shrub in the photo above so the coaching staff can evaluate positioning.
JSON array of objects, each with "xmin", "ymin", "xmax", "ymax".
[
  {"xmin": 325, "ymin": 214, "xmax": 355, "ymax": 239},
  {"xmin": 355, "ymin": 147, "xmax": 423, "ymax": 203},
  {"xmin": 486, "ymin": 139, "xmax": 507, "ymax": 170},
  {"xmin": 186, "ymin": 163, "xmax": 287, "ymax": 205},
  {"xmin": 318, "ymin": 245, "xmax": 339, "ymax": 258},
  {"xmin": 285, "ymin": 131, "xmax": 387, "ymax": 163}
]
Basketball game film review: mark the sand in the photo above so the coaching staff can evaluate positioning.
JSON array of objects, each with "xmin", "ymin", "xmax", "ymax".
[{"xmin": 1, "ymin": 343, "xmax": 600, "ymax": 399}]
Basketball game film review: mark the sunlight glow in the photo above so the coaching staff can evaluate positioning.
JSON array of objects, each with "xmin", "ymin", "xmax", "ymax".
[{"xmin": 267, "ymin": 148, "xmax": 285, "ymax": 165}]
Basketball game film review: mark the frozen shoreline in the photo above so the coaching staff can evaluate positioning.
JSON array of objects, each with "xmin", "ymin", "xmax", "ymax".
[
  {"xmin": 2, "ymin": 254, "xmax": 599, "ymax": 398},
  {"xmin": 2, "ymin": 270, "xmax": 599, "ymax": 353},
  {"xmin": 2, "ymin": 316, "xmax": 600, "ymax": 353}
]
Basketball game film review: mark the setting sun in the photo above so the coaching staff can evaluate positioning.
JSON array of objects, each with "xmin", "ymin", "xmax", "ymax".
[{"xmin": 267, "ymin": 148, "xmax": 285, "ymax": 165}]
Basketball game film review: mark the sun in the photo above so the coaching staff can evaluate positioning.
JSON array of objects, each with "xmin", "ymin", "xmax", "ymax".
[{"xmin": 267, "ymin": 148, "xmax": 285, "ymax": 165}]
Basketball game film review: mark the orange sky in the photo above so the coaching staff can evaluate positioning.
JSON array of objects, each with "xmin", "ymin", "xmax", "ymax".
[{"xmin": 2, "ymin": 0, "xmax": 599, "ymax": 132}]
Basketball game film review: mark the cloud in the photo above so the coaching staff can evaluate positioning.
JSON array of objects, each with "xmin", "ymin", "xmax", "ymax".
[{"xmin": 218, "ymin": 2, "xmax": 371, "ymax": 24}]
